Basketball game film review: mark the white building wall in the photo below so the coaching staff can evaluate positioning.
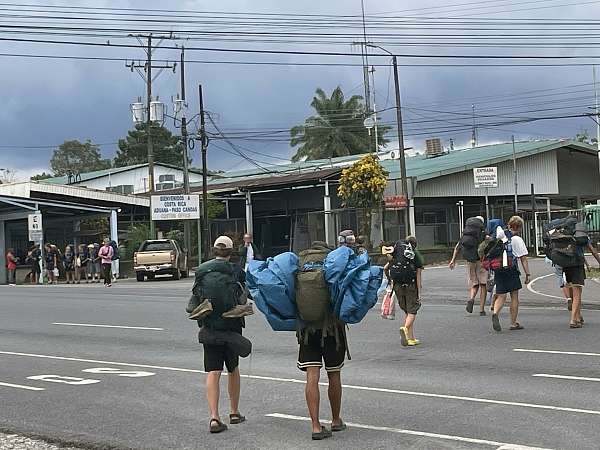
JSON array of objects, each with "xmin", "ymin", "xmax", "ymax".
[
  {"xmin": 415, "ymin": 151, "xmax": 559, "ymax": 198},
  {"xmin": 71, "ymin": 166, "xmax": 203, "ymax": 193}
]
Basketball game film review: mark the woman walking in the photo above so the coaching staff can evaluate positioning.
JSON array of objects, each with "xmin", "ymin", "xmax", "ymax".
[
  {"xmin": 98, "ymin": 239, "xmax": 114, "ymax": 287},
  {"xmin": 491, "ymin": 216, "xmax": 531, "ymax": 332}
]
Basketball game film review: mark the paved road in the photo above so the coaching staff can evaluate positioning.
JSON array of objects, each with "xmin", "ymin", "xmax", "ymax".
[{"xmin": 1, "ymin": 259, "xmax": 600, "ymax": 450}]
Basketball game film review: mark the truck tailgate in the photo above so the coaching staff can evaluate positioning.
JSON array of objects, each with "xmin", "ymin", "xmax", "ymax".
[{"xmin": 136, "ymin": 251, "xmax": 172, "ymax": 265}]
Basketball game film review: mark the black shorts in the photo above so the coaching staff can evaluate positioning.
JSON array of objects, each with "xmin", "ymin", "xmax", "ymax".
[
  {"xmin": 203, "ymin": 343, "xmax": 239, "ymax": 373},
  {"xmin": 494, "ymin": 267, "xmax": 522, "ymax": 295},
  {"xmin": 297, "ymin": 328, "xmax": 346, "ymax": 372},
  {"xmin": 564, "ymin": 265, "xmax": 586, "ymax": 287}
]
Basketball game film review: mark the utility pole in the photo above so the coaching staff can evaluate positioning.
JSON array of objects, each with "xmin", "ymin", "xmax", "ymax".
[
  {"xmin": 512, "ymin": 135, "xmax": 518, "ymax": 213},
  {"xmin": 198, "ymin": 84, "xmax": 210, "ymax": 262},
  {"xmin": 471, "ymin": 104, "xmax": 477, "ymax": 148},
  {"xmin": 360, "ymin": 0, "xmax": 372, "ymax": 152},
  {"xmin": 126, "ymin": 33, "xmax": 175, "ymax": 238},
  {"xmin": 392, "ymin": 55, "xmax": 410, "ymax": 236},
  {"xmin": 180, "ymin": 46, "xmax": 192, "ymax": 270},
  {"xmin": 369, "ymin": 66, "xmax": 379, "ymax": 152},
  {"xmin": 594, "ymin": 67, "xmax": 600, "ymax": 186}
]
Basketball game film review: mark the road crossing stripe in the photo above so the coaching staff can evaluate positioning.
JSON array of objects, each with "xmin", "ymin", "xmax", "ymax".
[
  {"xmin": 0, "ymin": 381, "xmax": 44, "ymax": 391},
  {"xmin": 1, "ymin": 350, "xmax": 600, "ymax": 417},
  {"xmin": 52, "ymin": 323, "xmax": 164, "ymax": 331},
  {"xmin": 533, "ymin": 374, "xmax": 600, "ymax": 382},
  {"xmin": 266, "ymin": 413, "xmax": 554, "ymax": 449},
  {"xmin": 514, "ymin": 348, "xmax": 600, "ymax": 357}
]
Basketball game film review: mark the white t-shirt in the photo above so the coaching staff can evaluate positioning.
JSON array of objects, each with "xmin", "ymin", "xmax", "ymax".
[
  {"xmin": 496, "ymin": 226, "xmax": 528, "ymax": 258},
  {"xmin": 246, "ymin": 244, "xmax": 254, "ymax": 263}
]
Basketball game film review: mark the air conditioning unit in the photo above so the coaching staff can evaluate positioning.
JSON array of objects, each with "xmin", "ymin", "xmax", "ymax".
[
  {"xmin": 425, "ymin": 138, "xmax": 445, "ymax": 158},
  {"xmin": 159, "ymin": 174, "xmax": 176, "ymax": 183},
  {"xmin": 106, "ymin": 185, "xmax": 134, "ymax": 195},
  {"xmin": 155, "ymin": 182, "xmax": 175, "ymax": 191}
]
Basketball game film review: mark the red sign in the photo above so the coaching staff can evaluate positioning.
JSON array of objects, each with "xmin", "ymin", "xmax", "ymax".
[{"xmin": 384, "ymin": 195, "xmax": 408, "ymax": 209}]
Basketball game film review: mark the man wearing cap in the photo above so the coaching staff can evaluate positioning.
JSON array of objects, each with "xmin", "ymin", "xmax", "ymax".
[{"xmin": 189, "ymin": 235, "xmax": 247, "ymax": 434}]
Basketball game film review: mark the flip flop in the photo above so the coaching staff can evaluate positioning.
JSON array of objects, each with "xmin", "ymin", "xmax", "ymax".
[
  {"xmin": 229, "ymin": 413, "xmax": 246, "ymax": 425},
  {"xmin": 312, "ymin": 426, "xmax": 333, "ymax": 440},
  {"xmin": 570, "ymin": 322, "xmax": 583, "ymax": 329},
  {"xmin": 209, "ymin": 419, "xmax": 228, "ymax": 434},
  {"xmin": 510, "ymin": 323, "xmax": 524, "ymax": 330},
  {"xmin": 331, "ymin": 421, "xmax": 347, "ymax": 432}
]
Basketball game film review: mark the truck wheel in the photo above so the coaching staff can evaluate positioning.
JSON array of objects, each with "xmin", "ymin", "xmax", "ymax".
[
  {"xmin": 136, "ymin": 272, "xmax": 144, "ymax": 282},
  {"xmin": 173, "ymin": 269, "xmax": 181, "ymax": 281}
]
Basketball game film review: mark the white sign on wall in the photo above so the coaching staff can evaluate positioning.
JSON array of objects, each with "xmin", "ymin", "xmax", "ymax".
[
  {"xmin": 28, "ymin": 213, "xmax": 43, "ymax": 241},
  {"xmin": 473, "ymin": 167, "xmax": 498, "ymax": 189},
  {"xmin": 151, "ymin": 195, "xmax": 200, "ymax": 221}
]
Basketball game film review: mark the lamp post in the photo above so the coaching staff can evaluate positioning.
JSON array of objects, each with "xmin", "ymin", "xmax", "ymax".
[{"xmin": 366, "ymin": 44, "xmax": 410, "ymax": 235}]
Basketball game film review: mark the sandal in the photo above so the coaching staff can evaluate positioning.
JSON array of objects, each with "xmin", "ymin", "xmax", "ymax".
[
  {"xmin": 510, "ymin": 323, "xmax": 524, "ymax": 331},
  {"xmin": 331, "ymin": 421, "xmax": 347, "ymax": 432},
  {"xmin": 312, "ymin": 426, "xmax": 332, "ymax": 440},
  {"xmin": 570, "ymin": 322, "xmax": 583, "ymax": 329},
  {"xmin": 229, "ymin": 413, "xmax": 246, "ymax": 425},
  {"xmin": 209, "ymin": 419, "xmax": 228, "ymax": 434}
]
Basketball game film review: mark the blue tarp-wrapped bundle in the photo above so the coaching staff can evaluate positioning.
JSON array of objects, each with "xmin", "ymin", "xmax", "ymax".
[
  {"xmin": 246, "ymin": 252, "xmax": 298, "ymax": 331},
  {"xmin": 324, "ymin": 246, "xmax": 383, "ymax": 324}
]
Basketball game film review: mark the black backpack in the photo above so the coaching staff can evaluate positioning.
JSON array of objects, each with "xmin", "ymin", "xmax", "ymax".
[
  {"xmin": 543, "ymin": 216, "xmax": 581, "ymax": 268},
  {"xmin": 389, "ymin": 240, "xmax": 417, "ymax": 286},
  {"xmin": 460, "ymin": 217, "xmax": 485, "ymax": 262},
  {"xmin": 110, "ymin": 241, "xmax": 119, "ymax": 260}
]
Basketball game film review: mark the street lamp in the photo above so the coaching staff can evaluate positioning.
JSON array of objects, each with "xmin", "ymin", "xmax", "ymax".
[{"xmin": 366, "ymin": 44, "xmax": 411, "ymax": 236}]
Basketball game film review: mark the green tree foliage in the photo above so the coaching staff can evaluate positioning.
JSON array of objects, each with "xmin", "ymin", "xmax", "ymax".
[
  {"xmin": 575, "ymin": 130, "xmax": 598, "ymax": 144},
  {"xmin": 125, "ymin": 223, "xmax": 151, "ymax": 260},
  {"xmin": 50, "ymin": 140, "xmax": 111, "ymax": 176},
  {"xmin": 290, "ymin": 87, "xmax": 390, "ymax": 162},
  {"xmin": 114, "ymin": 123, "xmax": 185, "ymax": 168},
  {"xmin": 30, "ymin": 172, "xmax": 53, "ymax": 181}
]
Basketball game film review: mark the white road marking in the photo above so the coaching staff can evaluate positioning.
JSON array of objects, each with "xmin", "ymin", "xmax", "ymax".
[
  {"xmin": 533, "ymin": 374, "xmax": 600, "ymax": 382},
  {"xmin": 0, "ymin": 381, "xmax": 45, "ymax": 391},
  {"xmin": 527, "ymin": 274, "xmax": 565, "ymax": 301},
  {"xmin": 514, "ymin": 348, "xmax": 600, "ymax": 357},
  {"xmin": 1, "ymin": 350, "xmax": 600, "ymax": 417},
  {"xmin": 266, "ymin": 413, "xmax": 553, "ymax": 450},
  {"xmin": 82, "ymin": 368, "xmax": 155, "ymax": 378},
  {"xmin": 52, "ymin": 323, "xmax": 164, "ymax": 331},
  {"xmin": 27, "ymin": 375, "xmax": 101, "ymax": 385}
]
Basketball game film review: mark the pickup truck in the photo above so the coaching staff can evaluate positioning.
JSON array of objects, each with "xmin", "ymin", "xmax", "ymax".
[{"xmin": 134, "ymin": 239, "xmax": 188, "ymax": 282}]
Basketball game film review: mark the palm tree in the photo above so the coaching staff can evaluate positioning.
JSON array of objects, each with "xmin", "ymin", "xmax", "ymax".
[{"xmin": 290, "ymin": 86, "xmax": 389, "ymax": 162}]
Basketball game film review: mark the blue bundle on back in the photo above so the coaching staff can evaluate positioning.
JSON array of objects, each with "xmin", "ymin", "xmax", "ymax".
[
  {"xmin": 324, "ymin": 246, "xmax": 383, "ymax": 324},
  {"xmin": 246, "ymin": 252, "xmax": 298, "ymax": 331}
]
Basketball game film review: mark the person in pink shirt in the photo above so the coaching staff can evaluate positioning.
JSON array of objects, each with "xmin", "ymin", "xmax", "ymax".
[{"xmin": 98, "ymin": 238, "xmax": 114, "ymax": 287}]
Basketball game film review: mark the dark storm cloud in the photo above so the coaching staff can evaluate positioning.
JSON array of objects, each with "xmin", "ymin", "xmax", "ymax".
[{"xmin": 1, "ymin": 0, "xmax": 599, "ymax": 179}]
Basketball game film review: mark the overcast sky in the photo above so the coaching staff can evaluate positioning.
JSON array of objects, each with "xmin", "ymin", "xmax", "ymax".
[{"xmin": 1, "ymin": 0, "xmax": 600, "ymax": 180}]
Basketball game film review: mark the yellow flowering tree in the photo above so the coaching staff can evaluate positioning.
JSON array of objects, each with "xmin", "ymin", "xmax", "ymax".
[{"xmin": 338, "ymin": 154, "xmax": 389, "ymax": 246}]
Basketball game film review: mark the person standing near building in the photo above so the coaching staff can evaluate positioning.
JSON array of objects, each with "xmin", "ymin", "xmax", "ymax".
[
  {"xmin": 491, "ymin": 216, "xmax": 531, "ymax": 332},
  {"xmin": 27, "ymin": 242, "xmax": 41, "ymax": 284},
  {"xmin": 238, "ymin": 233, "xmax": 259, "ymax": 271},
  {"xmin": 76, "ymin": 244, "xmax": 89, "ymax": 283},
  {"xmin": 98, "ymin": 239, "xmax": 114, "ymax": 287},
  {"xmin": 63, "ymin": 245, "xmax": 76, "ymax": 284},
  {"xmin": 110, "ymin": 240, "xmax": 119, "ymax": 283},
  {"xmin": 6, "ymin": 248, "xmax": 18, "ymax": 286},
  {"xmin": 448, "ymin": 216, "xmax": 488, "ymax": 316},
  {"xmin": 45, "ymin": 243, "xmax": 58, "ymax": 285}
]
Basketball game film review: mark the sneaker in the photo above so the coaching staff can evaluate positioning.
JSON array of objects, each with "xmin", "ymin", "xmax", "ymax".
[
  {"xmin": 399, "ymin": 326, "xmax": 409, "ymax": 347},
  {"xmin": 222, "ymin": 303, "xmax": 254, "ymax": 319},
  {"xmin": 480, "ymin": 310, "xmax": 487, "ymax": 316},
  {"xmin": 466, "ymin": 299, "xmax": 475, "ymax": 314},
  {"xmin": 189, "ymin": 299, "xmax": 213, "ymax": 320},
  {"xmin": 492, "ymin": 313, "xmax": 501, "ymax": 332},
  {"xmin": 107, "ymin": 284, "xmax": 112, "ymax": 288},
  {"xmin": 407, "ymin": 339, "xmax": 421, "ymax": 346}
]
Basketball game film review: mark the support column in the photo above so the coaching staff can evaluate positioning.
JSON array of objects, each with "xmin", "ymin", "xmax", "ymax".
[
  {"xmin": 110, "ymin": 210, "xmax": 119, "ymax": 279},
  {"xmin": 0, "ymin": 220, "xmax": 6, "ymax": 284},
  {"xmin": 324, "ymin": 181, "xmax": 334, "ymax": 247},
  {"xmin": 245, "ymin": 191, "xmax": 253, "ymax": 235},
  {"xmin": 408, "ymin": 198, "xmax": 416, "ymax": 238}
]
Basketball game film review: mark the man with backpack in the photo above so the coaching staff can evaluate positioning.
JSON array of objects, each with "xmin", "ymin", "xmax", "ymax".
[
  {"xmin": 449, "ymin": 216, "xmax": 488, "ymax": 315},
  {"xmin": 486, "ymin": 216, "xmax": 531, "ymax": 332},
  {"xmin": 109, "ymin": 240, "xmax": 119, "ymax": 282},
  {"xmin": 384, "ymin": 236, "xmax": 424, "ymax": 347},
  {"xmin": 188, "ymin": 236, "xmax": 248, "ymax": 434},
  {"xmin": 296, "ymin": 241, "xmax": 347, "ymax": 441}
]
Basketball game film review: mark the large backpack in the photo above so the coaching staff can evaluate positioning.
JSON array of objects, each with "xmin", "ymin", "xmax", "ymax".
[
  {"xmin": 110, "ymin": 240, "xmax": 119, "ymax": 261},
  {"xmin": 482, "ymin": 238, "xmax": 515, "ymax": 272},
  {"xmin": 460, "ymin": 217, "xmax": 485, "ymax": 262},
  {"xmin": 192, "ymin": 260, "xmax": 238, "ymax": 330},
  {"xmin": 296, "ymin": 243, "xmax": 332, "ymax": 324},
  {"xmin": 543, "ymin": 216, "xmax": 581, "ymax": 268},
  {"xmin": 389, "ymin": 240, "xmax": 418, "ymax": 286}
]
